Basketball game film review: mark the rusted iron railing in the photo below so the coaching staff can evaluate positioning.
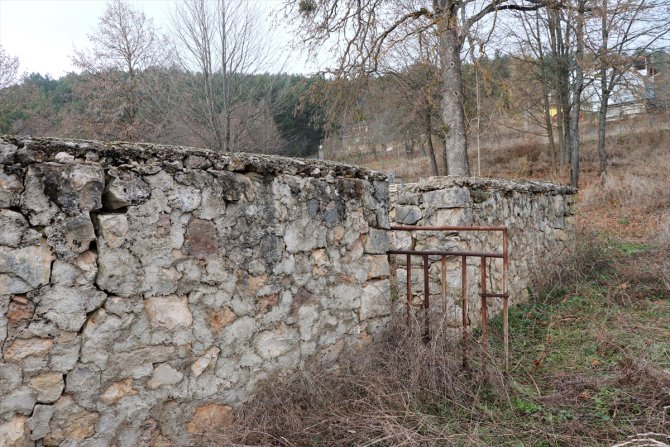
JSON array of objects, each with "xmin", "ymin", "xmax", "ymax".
[{"xmin": 387, "ymin": 225, "xmax": 509, "ymax": 375}]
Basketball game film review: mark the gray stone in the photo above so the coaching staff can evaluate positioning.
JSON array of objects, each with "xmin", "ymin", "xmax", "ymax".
[
  {"xmin": 0, "ymin": 168, "xmax": 24, "ymax": 208},
  {"xmin": 27, "ymin": 404, "xmax": 55, "ymax": 440},
  {"xmin": 364, "ymin": 228, "xmax": 390, "ymax": 254},
  {"xmin": 49, "ymin": 338, "xmax": 81, "ymax": 372},
  {"xmin": 103, "ymin": 170, "xmax": 151, "ymax": 210},
  {"xmin": 45, "ymin": 214, "xmax": 96, "ymax": 259},
  {"xmin": 65, "ymin": 365, "xmax": 101, "ymax": 408},
  {"xmin": 81, "ymin": 309, "xmax": 132, "ymax": 367},
  {"xmin": 395, "ymin": 192, "xmax": 421, "ymax": 206},
  {"xmin": 145, "ymin": 295, "xmax": 193, "ymax": 330},
  {"xmin": 0, "ymin": 142, "xmax": 17, "ymax": 164},
  {"xmin": 0, "ymin": 242, "xmax": 53, "ymax": 294},
  {"xmin": 38, "ymin": 163, "xmax": 104, "ymax": 213},
  {"xmin": 422, "ymin": 187, "xmax": 470, "ymax": 209},
  {"xmin": 0, "ymin": 387, "xmax": 36, "ymax": 415},
  {"xmin": 97, "ymin": 214, "xmax": 129, "ymax": 249},
  {"xmin": 36, "ymin": 285, "xmax": 107, "ymax": 332},
  {"xmin": 329, "ymin": 284, "xmax": 362, "ymax": 309},
  {"xmin": 20, "ymin": 166, "xmax": 58, "ymax": 225},
  {"xmin": 433, "ymin": 207, "xmax": 473, "ymax": 226},
  {"xmin": 96, "ymin": 249, "xmax": 141, "ymax": 296},
  {"xmin": 395, "ymin": 205, "xmax": 422, "ymax": 225},
  {"xmin": 360, "ymin": 280, "xmax": 391, "ymax": 321},
  {"xmin": 0, "ymin": 363, "xmax": 22, "ymax": 396},
  {"xmin": 184, "ymin": 154, "xmax": 212, "ymax": 170},
  {"xmin": 0, "ymin": 210, "xmax": 28, "ymax": 247},
  {"xmin": 169, "ymin": 185, "xmax": 201, "ymax": 212},
  {"xmin": 105, "ymin": 346, "xmax": 175, "ymax": 378},
  {"xmin": 254, "ymin": 326, "xmax": 299, "ymax": 360},
  {"xmin": 147, "ymin": 363, "xmax": 184, "ymax": 389}
]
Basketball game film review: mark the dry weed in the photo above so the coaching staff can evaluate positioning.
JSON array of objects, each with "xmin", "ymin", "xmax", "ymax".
[{"xmin": 196, "ymin": 318, "xmax": 510, "ymax": 446}]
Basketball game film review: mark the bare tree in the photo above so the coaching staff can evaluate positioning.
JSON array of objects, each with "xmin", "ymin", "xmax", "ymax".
[
  {"xmin": 72, "ymin": 0, "xmax": 166, "ymax": 140},
  {"xmin": 291, "ymin": 0, "xmax": 547, "ymax": 176},
  {"xmin": 0, "ymin": 46, "xmax": 19, "ymax": 90},
  {"xmin": 171, "ymin": 0, "xmax": 277, "ymax": 152},
  {"xmin": 592, "ymin": 0, "xmax": 670, "ymax": 176},
  {"xmin": 570, "ymin": 0, "xmax": 586, "ymax": 187}
]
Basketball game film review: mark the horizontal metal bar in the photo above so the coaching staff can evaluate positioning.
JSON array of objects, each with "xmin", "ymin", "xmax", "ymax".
[
  {"xmin": 390, "ymin": 225, "xmax": 507, "ymax": 232},
  {"xmin": 481, "ymin": 292, "xmax": 510, "ymax": 298},
  {"xmin": 388, "ymin": 249, "xmax": 504, "ymax": 259}
]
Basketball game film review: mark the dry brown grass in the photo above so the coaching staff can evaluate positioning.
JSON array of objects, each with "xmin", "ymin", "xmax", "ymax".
[
  {"xmin": 188, "ymin": 233, "xmax": 670, "ymax": 447},
  {"xmin": 198, "ymin": 321, "xmax": 509, "ymax": 446}
]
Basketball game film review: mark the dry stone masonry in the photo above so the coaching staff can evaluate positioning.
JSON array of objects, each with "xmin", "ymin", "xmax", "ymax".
[
  {"xmin": 0, "ymin": 136, "xmax": 576, "ymax": 446},
  {"xmin": 0, "ymin": 136, "xmax": 391, "ymax": 446},
  {"xmin": 390, "ymin": 177, "xmax": 576, "ymax": 328}
]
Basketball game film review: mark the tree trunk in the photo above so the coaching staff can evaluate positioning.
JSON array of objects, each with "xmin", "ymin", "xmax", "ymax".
[
  {"xmin": 597, "ymin": 80, "xmax": 609, "ymax": 176},
  {"xmin": 570, "ymin": 0, "xmax": 585, "ymax": 188},
  {"xmin": 439, "ymin": 23, "xmax": 470, "ymax": 176},
  {"xmin": 597, "ymin": 0, "xmax": 609, "ymax": 177},
  {"xmin": 425, "ymin": 113, "xmax": 439, "ymax": 176}
]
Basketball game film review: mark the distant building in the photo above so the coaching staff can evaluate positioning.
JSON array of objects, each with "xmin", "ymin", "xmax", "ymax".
[{"xmin": 584, "ymin": 51, "xmax": 669, "ymax": 120}]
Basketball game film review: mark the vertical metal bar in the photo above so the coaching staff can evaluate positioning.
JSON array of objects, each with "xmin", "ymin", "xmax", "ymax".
[
  {"xmin": 441, "ymin": 255, "xmax": 447, "ymax": 316},
  {"xmin": 503, "ymin": 295, "xmax": 509, "ymax": 377},
  {"xmin": 406, "ymin": 254, "xmax": 412, "ymax": 327},
  {"xmin": 481, "ymin": 256, "xmax": 488, "ymax": 369},
  {"xmin": 461, "ymin": 255, "xmax": 468, "ymax": 369},
  {"xmin": 503, "ymin": 229, "xmax": 509, "ymax": 378},
  {"xmin": 423, "ymin": 254, "xmax": 430, "ymax": 342}
]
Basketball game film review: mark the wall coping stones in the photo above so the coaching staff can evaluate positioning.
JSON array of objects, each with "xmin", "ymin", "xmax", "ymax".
[
  {"xmin": 402, "ymin": 176, "xmax": 577, "ymax": 195},
  {"xmin": 0, "ymin": 135, "xmax": 386, "ymax": 181}
]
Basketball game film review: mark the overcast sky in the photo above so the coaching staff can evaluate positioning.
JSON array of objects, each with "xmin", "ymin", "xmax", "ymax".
[{"xmin": 0, "ymin": 0, "xmax": 314, "ymax": 78}]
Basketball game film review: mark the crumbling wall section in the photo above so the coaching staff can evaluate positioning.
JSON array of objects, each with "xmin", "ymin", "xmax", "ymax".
[{"xmin": 0, "ymin": 136, "xmax": 391, "ymax": 446}]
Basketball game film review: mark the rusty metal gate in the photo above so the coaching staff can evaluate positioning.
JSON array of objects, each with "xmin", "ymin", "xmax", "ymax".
[{"xmin": 387, "ymin": 225, "xmax": 509, "ymax": 375}]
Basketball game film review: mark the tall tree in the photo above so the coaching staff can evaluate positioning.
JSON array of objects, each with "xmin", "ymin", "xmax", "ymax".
[
  {"xmin": 0, "ymin": 46, "xmax": 19, "ymax": 90},
  {"xmin": 570, "ymin": 0, "xmax": 586, "ymax": 187},
  {"xmin": 0, "ymin": 47, "xmax": 21, "ymax": 133},
  {"xmin": 171, "ymin": 0, "xmax": 277, "ymax": 152},
  {"xmin": 592, "ymin": 0, "xmax": 670, "ymax": 176},
  {"xmin": 72, "ymin": 0, "xmax": 166, "ymax": 140},
  {"xmin": 292, "ymin": 0, "xmax": 546, "ymax": 176}
]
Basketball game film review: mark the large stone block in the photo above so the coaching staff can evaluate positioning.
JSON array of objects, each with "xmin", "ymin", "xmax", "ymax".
[
  {"xmin": 97, "ymin": 214, "xmax": 129, "ymax": 249},
  {"xmin": 145, "ymin": 295, "xmax": 193, "ymax": 330},
  {"xmin": 3, "ymin": 338, "xmax": 53, "ymax": 362},
  {"xmin": 0, "ymin": 242, "xmax": 53, "ymax": 294},
  {"xmin": 395, "ymin": 205, "xmax": 422, "ymax": 225},
  {"xmin": 0, "ymin": 210, "xmax": 28, "ymax": 247},
  {"xmin": 0, "ymin": 168, "xmax": 24, "ymax": 209},
  {"xmin": 103, "ymin": 169, "xmax": 151, "ymax": 210},
  {"xmin": 422, "ymin": 187, "xmax": 470, "ymax": 209},
  {"xmin": 96, "ymin": 249, "xmax": 141, "ymax": 296},
  {"xmin": 364, "ymin": 228, "xmax": 390, "ymax": 254},
  {"xmin": 36, "ymin": 285, "xmax": 107, "ymax": 332}
]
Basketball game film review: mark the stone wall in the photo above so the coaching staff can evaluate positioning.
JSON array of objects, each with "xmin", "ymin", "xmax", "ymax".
[
  {"xmin": 0, "ymin": 136, "xmax": 392, "ymax": 446},
  {"xmin": 390, "ymin": 177, "xmax": 576, "ymax": 328}
]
